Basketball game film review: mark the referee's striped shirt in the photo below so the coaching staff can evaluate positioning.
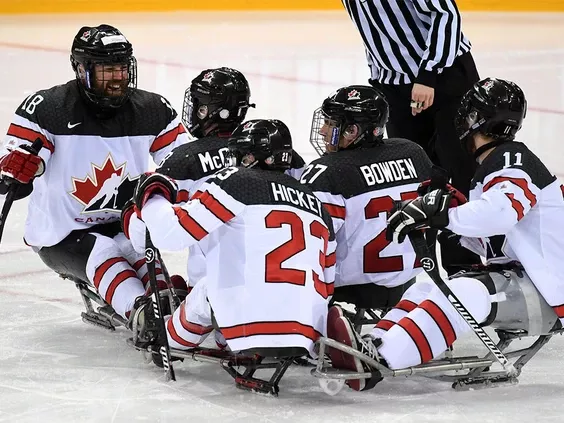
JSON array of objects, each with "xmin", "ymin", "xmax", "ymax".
[{"xmin": 342, "ymin": 0, "xmax": 472, "ymax": 87}]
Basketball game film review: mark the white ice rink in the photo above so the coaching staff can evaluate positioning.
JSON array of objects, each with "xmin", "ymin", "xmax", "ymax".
[{"xmin": 1, "ymin": 11, "xmax": 564, "ymax": 422}]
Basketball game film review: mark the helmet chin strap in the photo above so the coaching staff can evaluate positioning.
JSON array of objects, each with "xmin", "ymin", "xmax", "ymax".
[{"xmin": 472, "ymin": 138, "xmax": 507, "ymax": 162}]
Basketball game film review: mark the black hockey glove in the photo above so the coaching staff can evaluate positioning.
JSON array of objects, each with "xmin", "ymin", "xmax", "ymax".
[
  {"xmin": 133, "ymin": 172, "xmax": 178, "ymax": 211},
  {"xmin": 386, "ymin": 189, "xmax": 453, "ymax": 244}
]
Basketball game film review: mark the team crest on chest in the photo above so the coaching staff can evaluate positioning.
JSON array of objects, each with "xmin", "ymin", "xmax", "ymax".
[{"xmin": 69, "ymin": 154, "xmax": 138, "ymax": 215}]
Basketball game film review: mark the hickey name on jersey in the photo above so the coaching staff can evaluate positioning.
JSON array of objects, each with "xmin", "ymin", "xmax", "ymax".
[
  {"xmin": 198, "ymin": 147, "xmax": 229, "ymax": 173},
  {"xmin": 360, "ymin": 158, "xmax": 418, "ymax": 187},
  {"xmin": 271, "ymin": 182, "xmax": 323, "ymax": 217}
]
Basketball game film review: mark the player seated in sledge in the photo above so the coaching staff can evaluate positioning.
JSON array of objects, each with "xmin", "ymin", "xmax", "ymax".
[
  {"xmin": 130, "ymin": 119, "xmax": 336, "ymax": 357},
  {"xmin": 300, "ymin": 85, "xmax": 433, "ymax": 312},
  {"xmin": 326, "ymin": 78, "xmax": 564, "ymax": 391},
  {"xmin": 0, "ymin": 24, "xmax": 190, "ymax": 323}
]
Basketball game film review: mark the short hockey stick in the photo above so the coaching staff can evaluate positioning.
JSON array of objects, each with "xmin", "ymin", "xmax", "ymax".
[
  {"xmin": 145, "ymin": 229, "xmax": 176, "ymax": 381},
  {"xmin": 408, "ymin": 230, "xmax": 517, "ymax": 375},
  {"xmin": 156, "ymin": 250, "xmax": 181, "ymax": 310},
  {"xmin": 0, "ymin": 138, "xmax": 43, "ymax": 245}
]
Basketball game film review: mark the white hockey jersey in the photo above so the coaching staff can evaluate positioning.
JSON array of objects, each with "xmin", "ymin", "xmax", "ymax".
[
  {"xmin": 0, "ymin": 81, "xmax": 191, "ymax": 248},
  {"xmin": 141, "ymin": 166, "xmax": 336, "ymax": 353},
  {"xmin": 300, "ymin": 139, "xmax": 432, "ymax": 288},
  {"xmin": 447, "ymin": 142, "xmax": 564, "ymax": 322},
  {"xmin": 127, "ymin": 137, "xmax": 308, "ymax": 286}
]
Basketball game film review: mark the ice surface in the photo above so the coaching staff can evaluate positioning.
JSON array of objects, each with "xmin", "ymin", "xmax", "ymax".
[{"xmin": 1, "ymin": 11, "xmax": 564, "ymax": 422}]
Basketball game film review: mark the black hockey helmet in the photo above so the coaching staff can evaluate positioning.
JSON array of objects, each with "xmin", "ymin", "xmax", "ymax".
[
  {"xmin": 310, "ymin": 85, "xmax": 389, "ymax": 155},
  {"xmin": 183, "ymin": 67, "xmax": 254, "ymax": 138},
  {"xmin": 226, "ymin": 119, "xmax": 293, "ymax": 171},
  {"xmin": 456, "ymin": 78, "xmax": 527, "ymax": 157},
  {"xmin": 70, "ymin": 24, "xmax": 137, "ymax": 111}
]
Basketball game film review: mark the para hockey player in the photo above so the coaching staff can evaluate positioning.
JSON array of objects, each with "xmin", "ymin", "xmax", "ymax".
[
  {"xmin": 326, "ymin": 78, "xmax": 564, "ymax": 391},
  {"xmin": 124, "ymin": 68, "xmax": 307, "ymax": 283},
  {"xmin": 301, "ymin": 85, "xmax": 432, "ymax": 313},
  {"xmin": 131, "ymin": 119, "xmax": 336, "ymax": 361},
  {"xmin": 0, "ymin": 24, "xmax": 191, "ymax": 324}
]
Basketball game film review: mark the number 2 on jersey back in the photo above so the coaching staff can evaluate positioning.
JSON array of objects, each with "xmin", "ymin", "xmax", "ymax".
[
  {"xmin": 264, "ymin": 210, "xmax": 331, "ymax": 299},
  {"xmin": 363, "ymin": 191, "xmax": 420, "ymax": 273}
]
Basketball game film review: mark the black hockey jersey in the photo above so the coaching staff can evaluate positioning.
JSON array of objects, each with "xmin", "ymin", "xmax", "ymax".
[
  {"xmin": 0, "ymin": 80, "xmax": 191, "ymax": 247},
  {"xmin": 157, "ymin": 134, "xmax": 307, "ymax": 204},
  {"xmin": 300, "ymin": 138, "xmax": 432, "ymax": 288}
]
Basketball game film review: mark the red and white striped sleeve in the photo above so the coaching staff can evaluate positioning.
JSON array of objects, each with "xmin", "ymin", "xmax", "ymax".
[
  {"xmin": 447, "ymin": 168, "xmax": 540, "ymax": 237},
  {"xmin": 2, "ymin": 112, "xmax": 55, "ymax": 165},
  {"xmin": 141, "ymin": 180, "xmax": 245, "ymax": 251},
  {"xmin": 149, "ymin": 116, "xmax": 194, "ymax": 166},
  {"xmin": 312, "ymin": 190, "xmax": 346, "ymax": 233}
]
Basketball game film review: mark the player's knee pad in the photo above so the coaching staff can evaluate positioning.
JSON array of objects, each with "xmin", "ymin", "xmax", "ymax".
[
  {"xmin": 444, "ymin": 276, "xmax": 491, "ymax": 324},
  {"xmin": 451, "ymin": 269, "xmax": 558, "ymax": 336}
]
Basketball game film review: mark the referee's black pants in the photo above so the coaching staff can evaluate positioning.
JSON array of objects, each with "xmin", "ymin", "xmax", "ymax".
[{"xmin": 370, "ymin": 52, "xmax": 481, "ymax": 275}]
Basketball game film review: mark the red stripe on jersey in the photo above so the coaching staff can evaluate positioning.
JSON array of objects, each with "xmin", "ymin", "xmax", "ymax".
[
  {"xmin": 375, "ymin": 319, "xmax": 395, "ymax": 331},
  {"xmin": 326, "ymin": 252, "xmax": 336, "ymax": 267},
  {"xmin": 105, "ymin": 269, "xmax": 138, "ymax": 304},
  {"xmin": 133, "ymin": 258, "xmax": 145, "ymax": 271},
  {"xmin": 505, "ymin": 193, "xmax": 525, "ymax": 221},
  {"xmin": 560, "ymin": 185, "xmax": 564, "ymax": 200},
  {"xmin": 323, "ymin": 203, "xmax": 346, "ymax": 219},
  {"xmin": 167, "ymin": 317, "xmax": 199, "ymax": 348},
  {"xmin": 313, "ymin": 271, "xmax": 334, "ymax": 299},
  {"xmin": 150, "ymin": 123, "xmax": 186, "ymax": 153},
  {"xmin": 176, "ymin": 189, "xmax": 190, "ymax": 204},
  {"xmin": 395, "ymin": 299, "xmax": 418, "ymax": 313},
  {"xmin": 173, "ymin": 206, "xmax": 208, "ymax": 241},
  {"xmin": 93, "ymin": 257, "xmax": 127, "ymax": 289},
  {"xmin": 192, "ymin": 190, "xmax": 236, "ymax": 223},
  {"xmin": 419, "ymin": 300, "xmax": 457, "ymax": 347},
  {"xmin": 397, "ymin": 317, "xmax": 433, "ymax": 363},
  {"xmin": 221, "ymin": 321, "xmax": 321, "ymax": 342},
  {"xmin": 178, "ymin": 302, "xmax": 213, "ymax": 335},
  {"xmin": 553, "ymin": 304, "xmax": 564, "ymax": 318},
  {"xmin": 7, "ymin": 123, "xmax": 55, "ymax": 153},
  {"xmin": 483, "ymin": 176, "xmax": 537, "ymax": 208},
  {"xmin": 141, "ymin": 267, "xmax": 163, "ymax": 285}
]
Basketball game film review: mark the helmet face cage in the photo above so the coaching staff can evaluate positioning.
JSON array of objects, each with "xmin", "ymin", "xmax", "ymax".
[
  {"xmin": 73, "ymin": 56, "xmax": 137, "ymax": 109},
  {"xmin": 182, "ymin": 69, "xmax": 252, "ymax": 138},
  {"xmin": 310, "ymin": 86, "xmax": 389, "ymax": 156},
  {"xmin": 70, "ymin": 25, "xmax": 137, "ymax": 110},
  {"xmin": 310, "ymin": 107, "xmax": 343, "ymax": 156}
]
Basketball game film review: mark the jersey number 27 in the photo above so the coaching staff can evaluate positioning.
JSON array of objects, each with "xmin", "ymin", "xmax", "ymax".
[{"xmin": 364, "ymin": 191, "xmax": 421, "ymax": 273}]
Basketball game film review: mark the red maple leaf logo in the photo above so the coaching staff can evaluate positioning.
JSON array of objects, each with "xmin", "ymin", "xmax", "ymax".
[{"xmin": 70, "ymin": 155, "xmax": 126, "ymax": 207}]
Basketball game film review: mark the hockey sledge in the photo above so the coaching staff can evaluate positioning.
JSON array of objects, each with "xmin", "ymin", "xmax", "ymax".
[
  {"xmin": 59, "ymin": 274, "xmax": 129, "ymax": 330},
  {"xmin": 128, "ymin": 341, "xmax": 307, "ymax": 397},
  {"xmin": 313, "ymin": 325, "xmax": 564, "ymax": 394}
]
